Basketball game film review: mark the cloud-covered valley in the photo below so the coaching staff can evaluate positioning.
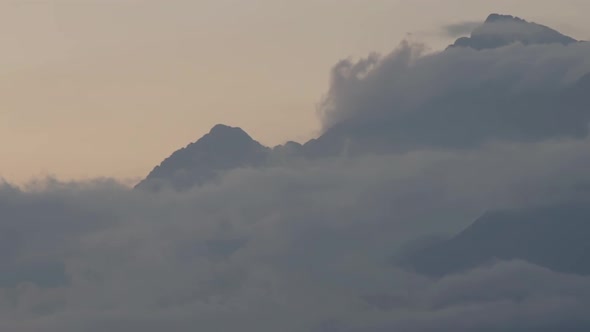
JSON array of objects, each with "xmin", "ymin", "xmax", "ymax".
[{"xmin": 2, "ymin": 14, "xmax": 590, "ymax": 331}]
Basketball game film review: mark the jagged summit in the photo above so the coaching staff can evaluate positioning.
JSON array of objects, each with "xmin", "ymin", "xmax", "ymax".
[
  {"xmin": 484, "ymin": 13, "xmax": 525, "ymax": 23},
  {"xmin": 450, "ymin": 13, "xmax": 577, "ymax": 50},
  {"xmin": 191, "ymin": 124, "xmax": 260, "ymax": 151},
  {"xmin": 135, "ymin": 15, "xmax": 589, "ymax": 192},
  {"xmin": 208, "ymin": 124, "xmax": 251, "ymax": 139},
  {"xmin": 135, "ymin": 124, "xmax": 270, "ymax": 191},
  {"xmin": 210, "ymin": 123, "xmax": 234, "ymax": 132}
]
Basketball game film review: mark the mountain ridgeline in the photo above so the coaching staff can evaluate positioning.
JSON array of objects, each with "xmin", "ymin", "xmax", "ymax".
[
  {"xmin": 449, "ymin": 13, "xmax": 578, "ymax": 50},
  {"xmin": 135, "ymin": 124, "xmax": 270, "ymax": 191},
  {"xmin": 136, "ymin": 13, "xmax": 588, "ymax": 192},
  {"xmin": 397, "ymin": 204, "xmax": 590, "ymax": 277},
  {"xmin": 135, "ymin": 13, "xmax": 590, "ymax": 279},
  {"xmin": 136, "ymin": 14, "xmax": 590, "ymax": 277}
]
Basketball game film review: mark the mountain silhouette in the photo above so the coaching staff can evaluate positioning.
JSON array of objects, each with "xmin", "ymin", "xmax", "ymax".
[
  {"xmin": 136, "ymin": 14, "xmax": 590, "ymax": 189},
  {"xmin": 450, "ymin": 13, "xmax": 578, "ymax": 50},
  {"xmin": 306, "ymin": 15, "xmax": 588, "ymax": 158},
  {"xmin": 135, "ymin": 124, "xmax": 270, "ymax": 191},
  {"xmin": 398, "ymin": 203, "xmax": 590, "ymax": 277}
]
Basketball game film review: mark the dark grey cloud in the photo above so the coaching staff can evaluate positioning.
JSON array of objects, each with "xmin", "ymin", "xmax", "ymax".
[
  {"xmin": 316, "ymin": 32, "xmax": 590, "ymax": 155},
  {"xmin": 3, "ymin": 133, "xmax": 590, "ymax": 330},
  {"xmin": 345, "ymin": 262, "xmax": 590, "ymax": 332}
]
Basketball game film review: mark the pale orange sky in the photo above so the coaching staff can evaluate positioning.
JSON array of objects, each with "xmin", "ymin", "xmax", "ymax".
[{"xmin": 1, "ymin": 0, "xmax": 588, "ymax": 183}]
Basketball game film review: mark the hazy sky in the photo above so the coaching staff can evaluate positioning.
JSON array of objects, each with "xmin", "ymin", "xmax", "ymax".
[
  {"xmin": 3, "ymin": 3, "xmax": 590, "ymax": 330},
  {"xmin": 1, "ymin": 0, "xmax": 589, "ymax": 183}
]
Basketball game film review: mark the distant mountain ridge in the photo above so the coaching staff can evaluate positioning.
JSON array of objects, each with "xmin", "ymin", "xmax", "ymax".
[
  {"xmin": 136, "ymin": 13, "xmax": 589, "ymax": 191},
  {"xmin": 135, "ymin": 124, "xmax": 270, "ymax": 191},
  {"xmin": 450, "ymin": 13, "xmax": 578, "ymax": 50},
  {"xmin": 398, "ymin": 203, "xmax": 590, "ymax": 277}
]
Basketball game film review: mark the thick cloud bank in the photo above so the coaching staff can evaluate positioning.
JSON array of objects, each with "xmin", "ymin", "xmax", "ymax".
[
  {"xmin": 4, "ymin": 135, "xmax": 590, "ymax": 331},
  {"xmin": 318, "ymin": 18, "xmax": 590, "ymax": 153}
]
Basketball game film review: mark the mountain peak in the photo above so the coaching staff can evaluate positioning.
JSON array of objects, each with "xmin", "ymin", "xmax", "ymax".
[
  {"xmin": 207, "ymin": 124, "xmax": 252, "ymax": 140},
  {"xmin": 450, "ymin": 13, "xmax": 577, "ymax": 50},
  {"xmin": 484, "ymin": 13, "xmax": 524, "ymax": 23},
  {"xmin": 210, "ymin": 123, "xmax": 234, "ymax": 132},
  {"xmin": 135, "ymin": 124, "xmax": 270, "ymax": 191}
]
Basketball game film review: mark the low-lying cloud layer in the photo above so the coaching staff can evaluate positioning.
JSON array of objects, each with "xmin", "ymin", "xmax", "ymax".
[
  {"xmin": 3, "ymin": 134, "xmax": 590, "ymax": 331},
  {"xmin": 3, "ymin": 14, "xmax": 590, "ymax": 332}
]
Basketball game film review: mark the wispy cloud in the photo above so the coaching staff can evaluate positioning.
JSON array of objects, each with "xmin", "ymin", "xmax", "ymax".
[{"xmin": 441, "ymin": 21, "xmax": 481, "ymax": 37}]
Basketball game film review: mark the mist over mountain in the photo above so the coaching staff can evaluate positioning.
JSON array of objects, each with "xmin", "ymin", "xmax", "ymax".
[
  {"xmin": 315, "ymin": 16, "xmax": 590, "ymax": 156},
  {"xmin": 450, "ymin": 13, "xmax": 578, "ymax": 50},
  {"xmin": 137, "ymin": 13, "xmax": 590, "ymax": 189},
  {"xmin": 4, "ymin": 13, "xmax": 590, "ymax": 332},
  {"xmin": 398, "ymin": 203, "xmax": 590, "ymax": 277},
  {"xmin": 134, "ymin": 15, "xmax": 590, "ymax": 299}
]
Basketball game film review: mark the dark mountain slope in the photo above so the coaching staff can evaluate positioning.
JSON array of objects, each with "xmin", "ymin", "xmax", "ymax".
[
  {"xmin": 399, "ymin": 204, "xmax": 590, "ymax": 277},
  {"xmin": 450, "ymin": 13, "xmax": 578, "ymax": 50},
  {"xmin": 135, "ymin": 14, "xmax": 590, "ymax": 189},
  {"xmin": 135, "ymin": 124, "xmax": 270, "ymax": 191}
]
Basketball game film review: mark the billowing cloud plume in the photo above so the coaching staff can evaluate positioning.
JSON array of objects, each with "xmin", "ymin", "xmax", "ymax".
[{"xmin": 317, "ymin": 24, "xmax": 590, "ymax": 153}]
